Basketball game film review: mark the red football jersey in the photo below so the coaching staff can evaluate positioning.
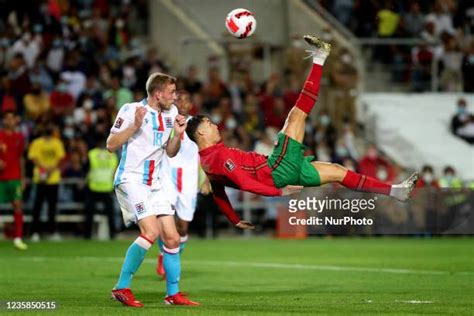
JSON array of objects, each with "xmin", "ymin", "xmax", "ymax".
[
  {"xmin": 199, "ymin": 142, "xmax": 282, "ymax": 225},
  {"xmin": 0, "ymin": 130, "xmax": 24, "ymax": 180}
]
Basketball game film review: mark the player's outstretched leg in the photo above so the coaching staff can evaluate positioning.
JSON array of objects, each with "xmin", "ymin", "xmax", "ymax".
[
  {"xmin": 280, "ymin": 35, "xmax": 331, "ymax": 143},
  {"xmin": 311, "ymin": 161, "xmax": 419, "ymax": 202},
  {"xmin": 112, "ymin": 217, "xmax": 158, "ymax": 308}
]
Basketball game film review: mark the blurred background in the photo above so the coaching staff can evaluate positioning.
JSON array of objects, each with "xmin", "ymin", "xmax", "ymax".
[{"xmin": 0, "ymin": 0, "xmax": 473, "ymax": 241}]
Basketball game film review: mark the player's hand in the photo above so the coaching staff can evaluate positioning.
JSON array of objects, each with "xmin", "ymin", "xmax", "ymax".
[
  {"xmin": 200, "ymin": 180, "xmax": 212, "ymax": 195},
  {"xmin": 174, "ymin": 114, "xmax": 187, "ymax": 134},
  {"xmin": 134, "ymin": 106, "xmax": 147, "ymax": 129},
  {"xmin": 236, "ymin": 220, "xmax": 256, "ymax": 230},
  {"xmin": 281, "ymin": 185, "xmax": 303, "ymax": 196},
  {"xmin": 0, "ymin": 142, "xmax": 6, "ymax": 153}
]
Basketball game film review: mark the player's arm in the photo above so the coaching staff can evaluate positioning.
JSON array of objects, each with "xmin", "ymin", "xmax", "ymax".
[
  {"xmin": 166, "ymin": 114, "xmax": 186, "ymax": 158},
  {"xmin": 198, "ymin": 163, "xmax": 211, "ymax": 195},
  {"xmin": 211, "ymin": 182, "xmax": 255, "ymax": 229},
  {"xmin": 223, "ymin": 165, "xmax": 283, "ymax": 196},
  {"xmin": 107, "ymin": 106, "xmax": 146, "ymax": 152}
]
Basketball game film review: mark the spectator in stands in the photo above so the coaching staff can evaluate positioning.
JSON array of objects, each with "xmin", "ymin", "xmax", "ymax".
[
  {"xmin": 103, "ymin": 75, "xmax": 133, "ymax": 111},
  {"xmin": 450, "ymin": 98, "xmax": 474, "ymax": 143},
  {"xmin": 439, "ymin": 34, "xmax": 463, "ymax": 92},
  {"xmin": 7, "ymin": 53, "xmax": 31, "ymax": 114},
  {"xmin": 418, "ymin": 165, "xmax": 440, "ymax": 188},
  {"xmin": 254, "ymin": 127, "xmax": 278, "ymax": 156},
  {"xmin": 77, "ymin": 76, "xmax": 103, "ymax": 110},
  {"xmin": 46, "ymin": 38, "xmax": 65, "ymax": 74},
  {"xmin": 377, "ymin": 1, "xmax": 401, "ymax": 38},
  {"xmin": 49, "ymin": 79, "xmax": 74, "ymax": 118},
  {"xmin": 23, "ymin": 82, "xmax": 50, "ymax": 121},
  {"xmin": 404, "ymin": 2, "xmax": 426, "ymax": 37},
  {"xmin": 0, "ymin": 77, "xmax": 18, "ymax": 113},
  {"xmin": 314, "ymin": 110, "xmax": 337, "ymax": 151},
  {"xmin": 242, "ymin": 93, "xmax": 263, "ymax": 135},
  {"xmin": 331, "ymin": 0, "xmax": 354, "ymax": 27},
  {"xmin": 183, "ymin": 65, "xmax": 203, "ymax": 94},
  {"xmin": 28, "ymin": 124, "xmax": 65, "ymax": 242},
  {"xmin": 11, "ymin": 32, "xmax": 41, "ymax": 69},
  {"xmin": 439, "ymin": 166, "xmax": 463, "ymax": 188},
  {"xmin": 203, "ymin": 67, "xmax": 229, "ymax": 110},
  {"xmin": 358, "ymin": 145, "xmax": 394, "ymax": 181},
  {"xmin": 326, "ymin": 48, "xmax": 357, "ymax": 129},
  {"xmin": 461, "ymin": 39, "xmax": 474, "ymax": 92},
  {"xmin": 29, "ymin": 60, "xmax": 55, "ymax": 93},
  {"xmin": 411, "ymin": 42, "xmax": 434, "ymax": 92},
  {"xmin": 84, "ymin": 137, "xmax": 118, "ymax": 240},
  {"xmin": 424, "ymin": 1, "xmax": 456, "ymax": 37},
  {"xmin": 455, "ymin": 114, "xmax": 474, "ymax": 144}
]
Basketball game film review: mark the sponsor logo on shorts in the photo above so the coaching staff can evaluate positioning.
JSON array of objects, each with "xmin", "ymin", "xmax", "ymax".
[
  {"xmin": 135, "ymin": 202, "xmax": 146, "ymax": 215},
  {"xmin": 224, "ymin": 159, "xmax": 236, "ymax": 172},
  {"xmin": 114, "ymin": 117, "xmax": 124, "ymax": 129},
  {"xmin": 165, "ymin": 117, "xmax": 173, "ymax": 128}
]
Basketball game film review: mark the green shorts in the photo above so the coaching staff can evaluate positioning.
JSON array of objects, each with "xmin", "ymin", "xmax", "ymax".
[
  {"xmin": 267, "ymin": 133, "xmax": 321, "ymax": 188},
  {"xmin": 0, "ymin": 180, "xmax": 22, "ymax": 203}
]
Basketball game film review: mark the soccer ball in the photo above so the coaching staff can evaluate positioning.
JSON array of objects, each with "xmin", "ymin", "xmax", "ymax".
[{"xmin": 225, "ymin": 8, "xmax": 257, "ymax": 39}]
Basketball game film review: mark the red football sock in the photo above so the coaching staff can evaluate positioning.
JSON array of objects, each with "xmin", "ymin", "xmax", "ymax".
[
  {"xmin": 341, "ymin": 170, "xmax": 392, "ymax": 195},
  {"xmin": 13, "ymin": 211, "xmax": 24, "ymax": 238},
  {"xmin": 295, "ymin": 63, "xmax": 323, "ymax": 114}
]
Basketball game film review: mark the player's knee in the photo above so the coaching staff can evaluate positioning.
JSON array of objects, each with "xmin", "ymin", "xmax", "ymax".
[
  {"xmin": 141, "ymin": 229, "xmax": 159, "ymax": 243},
  {"xmin": 331, "ymin": 163, "xmax": 348, "ymax": 180},
  {"xmin": 176, "ymin": 221, "xmax": 189, "ymax": 236},
  {"xmin": 162, "ymin": 234, "xmax": 180, "ymax": 249}
]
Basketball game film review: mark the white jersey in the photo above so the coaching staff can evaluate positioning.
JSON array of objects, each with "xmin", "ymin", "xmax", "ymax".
[
  {"xmin": 111, "ymin": 99, "xmax": 178, "ymax": 187},
  {"xmin": 162, "ymin": 117, "xmax": 199, "ymax": 194}
]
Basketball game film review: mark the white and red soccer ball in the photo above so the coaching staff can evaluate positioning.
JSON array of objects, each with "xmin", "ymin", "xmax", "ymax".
[{"xmin": 225, "ymin": 8, "xmax": 257, "ymax": 39}]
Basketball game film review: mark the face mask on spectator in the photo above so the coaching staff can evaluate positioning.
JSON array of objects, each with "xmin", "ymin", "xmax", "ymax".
[
  {"xmin": 377, "ymin": 168, "xmax": 388, "ymax": 181},
  {"xmin": 52, "ymin": 39, "xmax": 62, "ymax": 48},
  {"xmin": 423, "ymin": 172, "xmax": 433, "ymax": 183},
  {"xmin": 211, "ymin": 113, "xmax": 222, "ymax": 124},
  {"xmin": 341, "ymin": 53, "xmax": 353, "ymax": 64},
  {"xmin": 320, "ymin": 115, "xmax": 330, "ymax": 126},
  {"xmin": 0, "ymin": 38, "xmax": 9, "ymax": 47},
  {"xmin": 336, "ymin": 146, "xmax": 348, "ymax": 158},
  {"xmin": 63, "ymin": 127, "xmax": 74, "ymax": 139},
  {"xmin": 457, "ymin": 107, "xmax": 466, "ymax": 115},
  {"xmin": 33, "ymin": 24, "xmax": 43, "ymax": 33},
  {"xmin": 115, "ymin": 19, "xmax": 125, "ymax": 29},
  {"xmin": 226, "ymin": 118, "xmax": 237, "ymax": 129},
  {"xmin": 58, "ymin": 83, "xmax": 68, "ymax": 92},
  {"xmin": 83, "ymin": 99, "xmax": 94, "ymax": 110},
  {"xmin": 444, "ymin": 172, "xmax": 454, "ymax": 181}
]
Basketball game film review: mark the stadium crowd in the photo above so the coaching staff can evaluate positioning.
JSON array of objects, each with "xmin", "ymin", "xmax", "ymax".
[
  {"xmin": 321, "ymin": 0, "xmax": 474, "ymax": 92},
  {"xmin": 0, "ymin": 1, "xmax": 472, "ymax": 240}
]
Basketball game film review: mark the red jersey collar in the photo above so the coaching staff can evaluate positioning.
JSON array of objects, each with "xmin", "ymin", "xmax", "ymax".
[{"xmin": 199, "ymin": 142, "xmax": 225, "ymax": 155}]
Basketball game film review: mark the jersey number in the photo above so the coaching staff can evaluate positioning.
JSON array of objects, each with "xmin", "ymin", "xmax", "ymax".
[{"xmin": 153, "ymin": 132, "xmax": 163, "ymax": 147}]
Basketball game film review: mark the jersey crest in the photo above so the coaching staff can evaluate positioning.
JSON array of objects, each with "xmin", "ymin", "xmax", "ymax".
[{"xmin": 224, "ymin": 159, "xmax": 236, "ymax": 172}]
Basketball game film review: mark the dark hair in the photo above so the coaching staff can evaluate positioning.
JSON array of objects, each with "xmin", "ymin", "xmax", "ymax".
[
  {"xmin": 443, "ymin": 166, "xmax": 455, "ymax": 174},
  {"xmin": 422, "ymin": 165, "xmax": 433, "ymax": 173},
  {"xmin": 186, "ymin": 115, "xmax": 207, "ymax": 143},
  {"xmin": 1, "ymin": 110, "xmax": 16, "ymax": 119}
]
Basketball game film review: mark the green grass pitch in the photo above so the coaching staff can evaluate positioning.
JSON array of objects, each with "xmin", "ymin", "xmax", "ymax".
[{"xmin": 0, "ymin": 237, "xmax": 472, "ymax": 315}]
